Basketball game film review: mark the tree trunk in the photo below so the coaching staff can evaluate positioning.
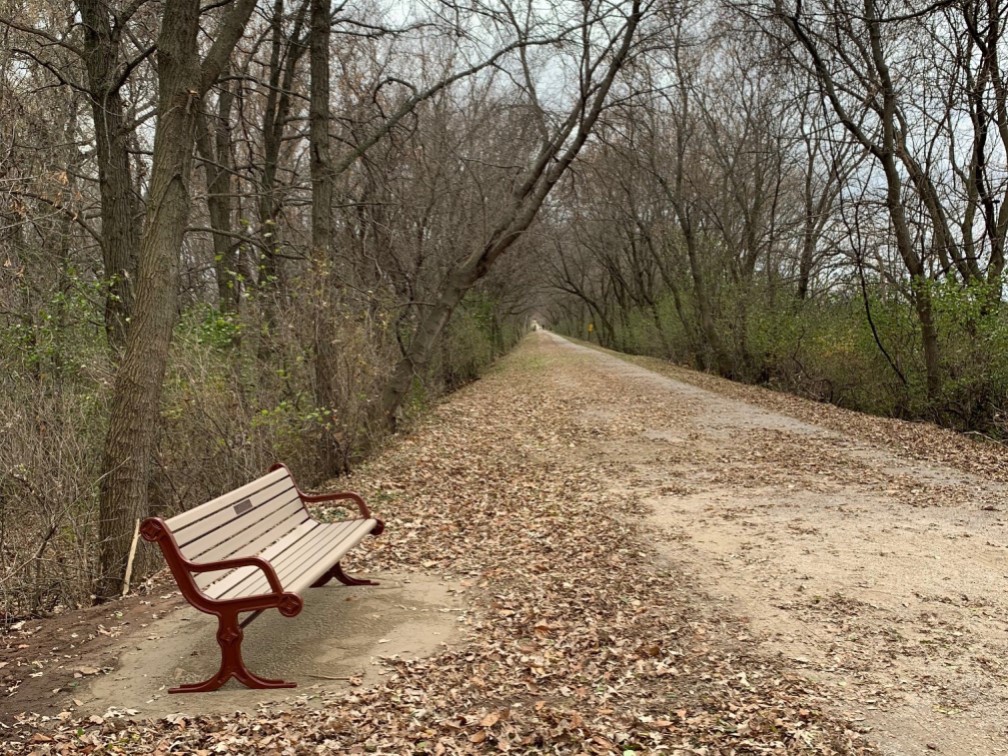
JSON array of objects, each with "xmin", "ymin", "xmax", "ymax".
[
  {"xmin": 96, "ymin": 0, "xmax": 256, "ymax": 600},
  {"xmin": 912, "ymin": 278, "xmax": 942, "ymax": 402},
  {"xmin": 78, "ymin": 0, "xmax": 141, "ymax": 352},
  {"xmin": 257, "ymin": 0, "xmax": 310, "ymax": 300},
  {"xmin": 309, "ymin": 0, "xmax": 343, "ymax": 475},
  {"xmin": 797, "ymin": 226, "xmax": 814, "ymax": 301},
  {"xmin": 197, "ymin": 76, "xmax": 239, "ymax": 313}
]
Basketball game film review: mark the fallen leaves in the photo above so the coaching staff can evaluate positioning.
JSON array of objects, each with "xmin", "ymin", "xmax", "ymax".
[
  {"xmin": 479, "ymin": 711, "xmax": 503, "ymax": 728},
  {"xmin": 1, "ymin": 337, "xmax": 877, "ymax": 754}
]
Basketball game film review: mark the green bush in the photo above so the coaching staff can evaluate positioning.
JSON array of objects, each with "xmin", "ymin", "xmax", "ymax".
[
  {"xmin": 556, "ymin": 277, "xmax": 1008, "ymax": 435},
  {"xmin": 434, "ymin": 291, "xmax": 519, "ymax": 391}
]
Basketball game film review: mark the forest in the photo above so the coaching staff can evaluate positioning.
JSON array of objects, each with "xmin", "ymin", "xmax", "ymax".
[{"xmin": 2, "ymin": 0, "xmax": 1008, "ymax": 619}]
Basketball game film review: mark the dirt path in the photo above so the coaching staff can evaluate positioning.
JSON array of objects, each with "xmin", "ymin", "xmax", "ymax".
[
  {"xmin": 13, "ymin": 331, "xmax": 1002, "ymax": 753},
  {"xmin": 546, "ymin": 333, "xmax": 1008, "ymax": 755}
]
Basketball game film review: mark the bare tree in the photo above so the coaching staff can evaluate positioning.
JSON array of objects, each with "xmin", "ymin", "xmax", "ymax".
[
  {"xmin": 196, "ymin": 73, "xmax": 240, "ymax": 313},
  {"xmin": 379, "ymin": 0, "xmax": 649, "ymax": 427},
  {"xmin": 2, "ymin": 1, "xmax": 155, "ymax": 351},
  {"xmin": 96, "ymin": 0, "xmax": 257, "ymax": 599},
  {"xmin": 759, "ymin": 0, "xmax": 1008, "ymax": 400}
]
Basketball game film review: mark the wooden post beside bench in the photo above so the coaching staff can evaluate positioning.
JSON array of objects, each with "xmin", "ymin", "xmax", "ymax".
[{"xmin": 140, "ymin": 462, "xmax": 384, "ymax": 693}]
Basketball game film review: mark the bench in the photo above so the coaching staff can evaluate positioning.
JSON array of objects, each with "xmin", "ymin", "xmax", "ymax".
[{"xmin": 140, "ymin": 462, "xmax": 384, "ymax": 693}]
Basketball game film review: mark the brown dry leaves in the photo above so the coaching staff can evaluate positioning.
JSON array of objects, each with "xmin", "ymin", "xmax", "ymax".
[
  {"xmin": 621, "ymin": 352, "xmax": 1008, "ymax": 486},
  {"xmin": 3, "ymin": 337, "xmax": 875, "ymax": 754}
]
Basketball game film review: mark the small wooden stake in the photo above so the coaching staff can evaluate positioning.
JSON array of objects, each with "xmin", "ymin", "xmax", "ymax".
[{"xmin": 122, "ymin": 518, "xmax": 141, "ymax": 597}]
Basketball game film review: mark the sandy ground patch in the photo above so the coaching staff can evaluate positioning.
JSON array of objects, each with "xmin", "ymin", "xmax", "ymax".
[{"xmin": 79, "ymin": 573, "xmax": 462, "ymax": 719}]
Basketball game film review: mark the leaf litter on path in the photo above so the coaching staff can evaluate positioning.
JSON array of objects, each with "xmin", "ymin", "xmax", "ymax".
[{"xmin": 4, "ymin": 334, "xmax": 875, "ymax": 754}]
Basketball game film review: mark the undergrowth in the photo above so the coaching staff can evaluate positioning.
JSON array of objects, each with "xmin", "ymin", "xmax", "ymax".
[
  {"xmin": 556, "ymin": 282, "xmax": 1008, "ymax": 435},
  {"xmin": 0, "ymin": 288, "xmax": 519, "ymax": 619}
]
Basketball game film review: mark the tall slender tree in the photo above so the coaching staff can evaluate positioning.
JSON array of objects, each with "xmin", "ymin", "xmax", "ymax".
[
  {"xmin": 379, "ymin": 0, "xmax": 649, "ymax": 427},
  {"xmin": 96, "ymin": 0, "xmax": 257, "ymax": 599}
]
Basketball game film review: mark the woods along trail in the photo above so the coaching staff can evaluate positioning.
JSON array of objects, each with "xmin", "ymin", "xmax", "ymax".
[{"xmin": 9, "ymin": 331, "xmax": 1008, "ymax": 754}]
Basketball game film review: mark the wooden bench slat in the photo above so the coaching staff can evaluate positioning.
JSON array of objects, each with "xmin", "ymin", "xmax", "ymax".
[
  {"xmin": 191, "ymin": 512, "xmax": 308, "ymax": 590},
  {"xmin": 192, "ymin": 514, "xmax": 311, "ymax": 591},
  {"xmin": 181, "ymin": 491, "xmax": 302, "ymax": 562},
  {"xmin": 201, "ymin": 520, "xmax": 325, "ymax": 599},
  {"xmin": 211, "ymin": 519, "xmax": 362, "ymax": 599},
  {"xmin": 166, "ymin": 468, "xmax": 290, "ymax": 531},
  {"xmin": 188, "ymin": 500, "xmax": 308, "ymax": 577},
  {"xmin": 173, "ymin": 478, "xmax": 298, "ymax": 548},
  {"xmin": 231, "ymin": 521, "xmax": 340, "ymax": 595},
  {"xmin": 282, "ymin": 518, "xmax": 378, "ymax": 595},
  {"xmin": 238, "ymin": 520, "xmax": 369, "ymax": 597}
]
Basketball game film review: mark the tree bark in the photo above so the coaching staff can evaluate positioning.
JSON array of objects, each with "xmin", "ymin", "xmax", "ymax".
[
  {"xmin": 96, "ymin": 0, "xmax": 257, "ymax": 600},
  {"xmin": 77, "ymin": 0, "xmax": 142, "ymax": 352},
  {"xmin": 257, "ymin": 0, "xmax": 310, "ymax": 299},
  {"xmin": 309, "ymin": 0, "xmax": 343, "ymax": 474},
  {"xmin": 196, "ymin": 76, "xmax": 239, "ymax": 313}
]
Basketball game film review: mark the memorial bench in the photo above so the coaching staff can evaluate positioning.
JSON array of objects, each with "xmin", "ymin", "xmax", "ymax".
[{"xmin": 140, "ymin": 462, "xmax": 384, "ymax": 693}]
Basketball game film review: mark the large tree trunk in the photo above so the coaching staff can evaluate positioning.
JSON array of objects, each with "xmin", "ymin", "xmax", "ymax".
[
  {"xmin": 95, "ymin": 0, "xmax": 256, "ymax": 600},
  {"xmin": 257, "ymin": 0, "xmax": 310, "ymax": 300},
  {"xmin": 96, "ymin": 0, "xmax": 201, "ymax": 599},
  {"xmin": 912, "ymin": 278, "xmax": 942, "ymax": 401},
  {"xmin": 197, "ymin": 76, "xmax": 239, "ymax": 313}
]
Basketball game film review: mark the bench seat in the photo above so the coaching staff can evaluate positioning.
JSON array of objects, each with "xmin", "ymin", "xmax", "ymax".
[{"xmin": 203, "ymin": 517, "xmax": 380, "ymax": 600}]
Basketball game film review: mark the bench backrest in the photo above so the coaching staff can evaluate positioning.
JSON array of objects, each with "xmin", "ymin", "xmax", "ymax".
[{"xmin": 164, "ymin": 467, "xmax": 310, "ymax": 590}]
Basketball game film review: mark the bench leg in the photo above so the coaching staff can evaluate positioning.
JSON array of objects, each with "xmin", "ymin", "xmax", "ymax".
[
  {"xmin": 312, "ymin": 561, "xmax": 379, "ymax": 588},
  {"xmin": 169, "ymin": 610, "xmax": 296, "ymax": 693}
]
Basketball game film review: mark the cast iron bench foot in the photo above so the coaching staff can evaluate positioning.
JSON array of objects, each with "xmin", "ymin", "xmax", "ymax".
[{"xmin": 313, "ymin": 561, "xmax": 379, "ymax": 587}]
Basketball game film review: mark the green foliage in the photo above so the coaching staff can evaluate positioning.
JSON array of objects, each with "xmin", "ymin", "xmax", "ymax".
[
  {"xmin": 746, "ymin": 294, "xmax": 909, "ymax": 416},
  {"xmin": 161, "ymin": 305, "xmax": 345, "ymax": 497},
  {"xmin": 617, "ymin": 308, "xmax": 663, "ymax": 356},
  {"xmin": 0, "ymin": 267, "xmax": 108, "ymax": 382},
  {"xmin": 434, "ymin": 291, "xmax": 519, "ymax": 390},
  {"xmin": 402, "ymin": 375, "xmax": 432, "ymax": 421},
  {"xmin": 387, "ymin": 290, "xmax": 523, "ymax": 430},
  {"xmin": 928, "ymin": 279, "xmax": 1008, "ymax": 429},
  {"xmin": 192, "ymin": 307, "xmax": 243, "ymax": 349},
  {"xmin": 562, "ymin": 276, "xmax": 1008, "ymax": 434},
  {"xmin": 1, "ymin": 272, "xmax": 525, "ymax": 615}
]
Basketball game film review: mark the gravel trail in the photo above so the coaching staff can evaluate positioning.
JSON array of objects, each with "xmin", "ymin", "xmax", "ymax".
[
  {"xmin": 17, "ymin": 330, "xmax": 999, "ymax": 753},
  {"xmin": 549, "ymin": 333, "xmax": 1008, "ymax": 755}
]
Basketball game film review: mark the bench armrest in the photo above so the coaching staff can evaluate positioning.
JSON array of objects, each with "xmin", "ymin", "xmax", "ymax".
[
  {"xmin": 270, "ymin": 462, "xmax": 373, "ymax": 518},
  {"xmin": 141, "ymin": 518, "xmax": 286, "ymax": 597},
  {"xmin": 300, "ymin": 490, "xmax": 372, "ymax": 518},
  {"xmin": 187, "ymin": 555, "xmax": 285, "ymax": 595}
]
